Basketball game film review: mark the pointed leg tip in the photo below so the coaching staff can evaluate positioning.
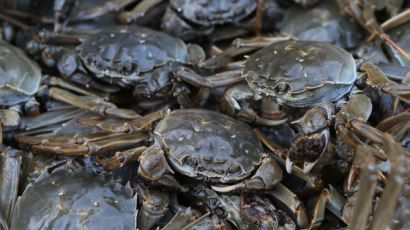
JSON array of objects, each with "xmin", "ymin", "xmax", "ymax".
[
  {"xmin": 286, "ymin": 158, "xmax": 294, "ymax": 174},
  {"xmin": 303, "ymin": 161, "xmax": 317, "ymax": 174},
  {"xmin": 210, "ymin": 184, "xmax": 235, "ymax": 193}
]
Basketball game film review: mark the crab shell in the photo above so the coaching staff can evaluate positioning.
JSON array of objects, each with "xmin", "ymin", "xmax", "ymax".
[
  {"xmin": 0, "ymin": 40, "xmax": 41, "ymax": 106},
  {"xmin": 154, "ymin": 109, "xmax": 266, "ymax": 183},
  {"xmin": 170, "ymin": 0, "xmax": 257, "ymax": 27},
  {"xmin": 244, "ymin": 40, "xmax": 356, "ymax": 107},
  {"xmin": 76, "ymin": 26, "xmax": 189, "ymax": 86},
  {"xmin": 10, "ymin": 166, "xmax": 137, "ymax": 229}
]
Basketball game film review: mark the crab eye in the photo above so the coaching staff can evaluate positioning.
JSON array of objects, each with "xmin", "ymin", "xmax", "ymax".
[
  {"xmin": 214, "ymin": 207, "xmax": 226, "ymax": 218},
  {"xmin": 274, "ymin": 82, "xmax": 290, "ymax": 95},
  {"xmin": 122, "ymin": 62, "xmax": 137, "ymax": 74},
  {"xmin": 228, "ymin": 164, "xmax": 241, "ymax": 173},
  {"xmin": 183, "ymin": 156, "xmax": 198, "ymax": 168}
]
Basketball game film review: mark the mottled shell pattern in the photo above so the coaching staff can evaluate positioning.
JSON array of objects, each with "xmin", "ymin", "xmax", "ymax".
[
  {"xmin": 170, "ymin": 0, "xmax": 257, "ymax": 26},
  {"xmin": 154, "ymin": 109, "xmax": 266, "ymax": 183},
  {"xmin": 244, "ymin": 40, "xmax": 356, "ymax": 107},
  {"xmin": 0, "ymin": 40, "xmax": 41, "ymax": 106},
  {"xmin": 76, "ymin": 26, "xmax": 189, "ymax": 86}
]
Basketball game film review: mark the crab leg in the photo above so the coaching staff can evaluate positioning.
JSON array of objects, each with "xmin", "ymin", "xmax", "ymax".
[
  {"xmin": 337, "ymin": 122, "xmax": 389, "ymax": 161},
  {"xmin": 211, "ymin": 156, "xmax": 283, "ymax": 192},
  {"xmin": 38, "ymin": 30, "xmax": 92, "ymax": 44},
  {"xmin": 346, "ymin": 110, "xmax": 407, "ymax": 156},
  {"xmin": 191, "ymin": 88, "xmax": 211, "ymax": 108},
  {"xmin": 0, "ymin": 121, "xmax": 2, "ymax": 145},
  {"xmin": 222, "ymin": 83, "xmax": 258, "ymax": 115},
  {"xmin": 18, "ymin": 133, "xmax": 146, "ymax": 156},
  {"xmin": 222, "ymin": 83, "xmax": 287, "ymax": 126},
  {"xmin": 266, "ymin": 183, "xmax": 309, "ymax": 228},
  {"xmin": 337, "ymin": 0, "xmax": 410, "ymax": 61},
  {"xmin": 118, "ymin": 0, "xmax": 164, "ymax": 24},
  {"xmin": 68, "ymin": 0, "xmax": 137, "ymax": 22},
  {"xmin": 20, "ymin": 107, "xmax": 82, "ymax": 132},
  {"xmin": 376, "ymin": 112, "xmax": 410, "ymax": 131},
  {"xmin": 0, "ymin": 211, "xmax": 8, "ymax": 230},
  {"xmin": 369, "ymin": 134, "xmax": 408, "ymax": 230},
  {"xmin": 388, "ymin": 121, "xmax": 410, "ymax": 143},
  {"xmin": 96, "ymin": 146, "xmax": 147, "ymax": 171},
  {"xmin": 360, "ymin": 61, "xmax": 410, "ymax": 103},
  {"xmin": 211, "ymin": 26, "xmax": 250, "ymax": 43},
  {"xmin": 175, "ymin": 68, "xmax": 245, "ymax": 88},
  {"xmin": 382, "ymin": 84, "xmax": 410, "ymax": 104},
  {"xmin": 138, "ymin": 146, "xmax": 187, "ymax": 192},
  {"xmin": 162, "ymin": 207, "xmax": 201, "ymax": 230},
  {"xmin": 349, "ymin": 144, "xmax": 378, "ymax": 230},
  {"xmin": 310, "ymin": 191, "xmax": 327, "ymax": 229},
  {"xmin": 375, "ymin": 63, "xmax": 410, "ymax": 83},
  {"xmin": 381, "ymin": 9, "xmax": 410, "ymax": 31},
  {"xmin": 76, "ymin": 110, "xmax": 167, "ymax": 133},
  {"xmin": 233, "ymin": 36, "xmax": 290, "ymax": 48},
  {"xmin": 237, "ymin": 108, "xmax": 288, "ymax": 126},
  {"xmin": 310, "ymin": 185, "xmax": 346, "ymax": 228},
  {"xmin": 0, "ymin": 110, "xmax": 20, "ymax": 145},
  {"xmin": 254, "ymin": 0, "xmax": 264, "ymax": 37},
  {"xmin": 53, "ymin": 0, "xmax": 76, "ymax": 32},
  {"xmin": 48, "ymin": 87, "xmax": 140, "ymax": 119},
  {"xmin": 46, "ymin": 76, "xmax": 108, "ymax": 99},
  {"xmin": 16, "ymin": 131, "xmax": 125, "ymax": 147},
  {"xmin": 65, "ymin": 73, "xmax": 121, "ymax": 94},
  {"xmin": 136, "ymin": 184, "xmax": 170, "ymax": 230},
  {"xmin": 197, "ymin": 46, "xmax": 258, "ymax": 70}
]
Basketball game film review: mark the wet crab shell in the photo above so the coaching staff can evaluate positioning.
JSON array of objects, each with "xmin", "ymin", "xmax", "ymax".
[
  {"xmin": 76, "ymin": 26, "xmax": 189, "ymax": 86},
  {"xmin": 279, "ymin": 1, "xmax": 362, "ymax": 49},
  {"xmin": 0, "ymin": 40, "xmax": 41, "ymax": 106},
  {"xmin": 10, "ymin": 166, "xmax": 137, "ymax": 230},
  {"xmin": 170, "ymin": 0, "xmax": 257, "ymax": 27},
  {"xmin": 244, "ymin": 40, "xmax": 356, "ymax": 107},
  {"xmin": 154, "ymin": 109, "xmax": 265, "ymax": 183}
]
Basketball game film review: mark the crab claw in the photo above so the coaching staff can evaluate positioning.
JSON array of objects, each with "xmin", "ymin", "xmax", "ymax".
[
  {"xmin": 285, "ymin": 157, "xmax": 317, "ymax": 174},
  {"xmin": 286, "ymin": 157, "xmax": 294, "ymax": 174},
  {"xmin": 286, "ymin": 129, "xmax": 330, "ymax": 174},
  {"xmin": 211, "ymin": 157, "xmax": 282, "ymax": 193}
]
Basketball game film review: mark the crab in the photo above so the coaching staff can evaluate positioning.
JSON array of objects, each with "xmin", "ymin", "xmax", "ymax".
[
  {"xmin": 223, "ymin": 40, "xmax": 409, "ymax": 173},
  {"xmin": 185, "ymin": 184, "xmax": 298, "ymax": 229},
  {"xmin": 140, "ymin": 109, "xmax": 283, "ymax": 192},
  {"xmin": 0, "ymin": 39, "xmax": 141, "ymax": 145},
  {"xmin": 9, "ymin": 163, "xmax": 138, "ymax": 230},
  {"xmin": 338, "ymin": 121, "xmax": 409, "ymax": 230},
  {"xmin": 0, "ymin": 145, "xmax": 23, "ymax": 229},
  {"xmin": 156, "ymin": 0, "xmax": 284, "ymax": 41},
  {"xmin": 16, "ymin": 108, "xmax": 314, "ymax": 228},
  {"xmin": 26, "ymin": 25, "xmax": 244, "ymax": 110},
  {"xmin": 16, "ymin": 109, "xmax": 283, "ymax": 192},
  {"xmin": 336, "ymin": 0, "xmax": 410, "ymax": 61},
  {"xmin": 0, "ymin": 40, "xmax": 42, "ymax": 143},
  {"xmin": 228, "ymin": 39, "xmax": 409, "ymax": 228},
  {"xmin": 279, "ymin": 0, "xmax": 362, "ymax": 49},
  {"xmin": 159, "ymin": 0, "xmax": 257, "ymax": 41}
]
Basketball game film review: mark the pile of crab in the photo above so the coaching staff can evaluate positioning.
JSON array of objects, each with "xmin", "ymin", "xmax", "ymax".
[{"xmin": 0, "ymin": 0, "xmax": 409, "ymax": 229}]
